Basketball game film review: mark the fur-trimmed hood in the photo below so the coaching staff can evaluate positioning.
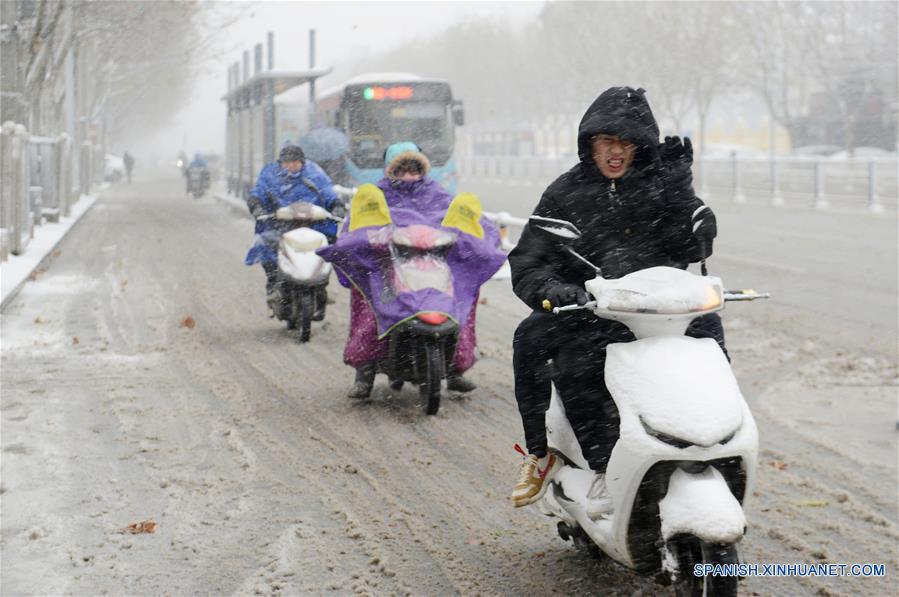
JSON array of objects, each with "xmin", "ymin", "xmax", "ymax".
[{"xmin": 384, "ymin": 141, "xmax": 431, "ymax": 179}]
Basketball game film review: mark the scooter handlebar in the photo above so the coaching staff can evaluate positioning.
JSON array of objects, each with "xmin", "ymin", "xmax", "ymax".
[
  {"xmin": 256, "ymin": 213, "xmax": 343, "ymax": 224},
  {"xmin": 723, "ymin": 289, "xmax": 770, "ymax": 301},
  {"xmin": 550, "ymin": 301, "xmax": 598, "ymax": 314}
]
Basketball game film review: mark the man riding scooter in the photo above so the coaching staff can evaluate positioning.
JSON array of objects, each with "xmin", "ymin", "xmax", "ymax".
[
  {"xmin": 244, "ymin": 144, "xmax": 340, "ymax": 319},
  {"xmin": 508, "ymin": 87, "xmax": 722, "ymax": 515}
]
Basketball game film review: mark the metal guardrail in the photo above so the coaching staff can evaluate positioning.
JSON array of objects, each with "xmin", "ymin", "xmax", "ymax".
[
  {"xmin": 457, "ymin": 154, "xmax": 897, "ymax": 213},
  {"xmin": 1, "ymin": 121, "xmax": 97, "ymax": 261}
]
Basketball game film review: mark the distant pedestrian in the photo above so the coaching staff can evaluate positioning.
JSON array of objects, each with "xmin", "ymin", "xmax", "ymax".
[{"xmin": 123, "ymin": 152, "xmax": 135, "ymax": 184}]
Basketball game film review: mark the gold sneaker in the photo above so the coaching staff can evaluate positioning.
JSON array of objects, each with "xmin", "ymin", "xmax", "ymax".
[{"xmin": 511, "ymin": 444, "xmax": 561, "ymax": 507}]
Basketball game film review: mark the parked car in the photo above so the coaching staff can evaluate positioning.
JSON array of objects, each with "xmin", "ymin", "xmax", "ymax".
[
  {"xmin": 791, "ymin": 145, "xmax": 842, "ymax": 158},
  {"xmin": 828, "ymin": 146, "xmax": 896, "ymax": 161},
  {"xmin": 105, "ymin": 154, "xmax": 126, "ymax": 182}
]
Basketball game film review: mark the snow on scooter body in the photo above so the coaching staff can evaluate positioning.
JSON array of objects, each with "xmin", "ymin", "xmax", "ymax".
[
  {"xmin": 260, "ymin": 202, "xmax": 338, "ymax": 343},
  {"xmin": 529, "ymin": 216, "xmax": 768, "ymax": 595}
]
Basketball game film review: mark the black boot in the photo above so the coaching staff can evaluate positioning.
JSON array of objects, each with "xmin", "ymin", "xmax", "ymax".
[
  {"xmin": 347, "ymin": 366, "xmax": 375, "ymax": 400},
  {"xmin": 446, "ymin": 371, "xmax": 476, "ymax": 392},
  {"xmin": 263, "ymin": 263, "xmax": 279, "ymax": 316},
  {"xmin": 312, "ymin": 287, "xmax": 327, "ymax": 321}
]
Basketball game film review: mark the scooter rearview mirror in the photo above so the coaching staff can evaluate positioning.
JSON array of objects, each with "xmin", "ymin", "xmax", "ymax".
[{"xmin": 528, "ymin": 216, "xmax": 582, "ymax": 245}]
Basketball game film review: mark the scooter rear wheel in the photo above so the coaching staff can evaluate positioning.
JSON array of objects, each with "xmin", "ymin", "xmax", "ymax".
[
  {"xmin": 298, "ymin": 290, "xmax": 313, "ymax": 343},
  {"xmin": 419, "ymin": 342, "xmax": 442, "ymax": 415}
]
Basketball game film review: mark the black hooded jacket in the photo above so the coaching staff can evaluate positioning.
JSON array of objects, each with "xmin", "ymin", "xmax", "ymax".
[{"xmin": 509, "ymin": 87, "xmax": 711, "ymax": 311}]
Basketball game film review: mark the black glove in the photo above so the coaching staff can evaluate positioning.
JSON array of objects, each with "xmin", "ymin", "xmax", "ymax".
[
  {"xmin": 247, "ymin": 196, "xmax": 266, "ymax": 219},
  {"xmin": 691, "ymin": 205, "xmax": 717, "ymax": 259},
  {"xmin": 542, "ymin": 283, "xmax": 588, "ymax": 310},
  {"xmin": 331, "ymin": 202, "xmax": 347, "ymax": 219},
  {"xmin": 660, "ymin": 136, "xmax": 694, "ymax": 190}
]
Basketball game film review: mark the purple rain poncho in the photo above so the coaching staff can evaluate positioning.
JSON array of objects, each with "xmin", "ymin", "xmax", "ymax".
[{"xmin": 318, "ymin": 177, "xmax": 506, "ymax": 370}]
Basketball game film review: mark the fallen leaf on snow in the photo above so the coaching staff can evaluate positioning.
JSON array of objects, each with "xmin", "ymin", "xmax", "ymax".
[
  {"xmin": 123, "ymin": 520, "xmax": 157, "ymax": 534},
  {"xmin": 34, "ymin": 316, "xmax": 47, "ymax": 324},
  {"xmin": 72, "ymin": 336, "xmax": 80, "ymax": 345},
  {"xmin": 796, "ymin": 500, "xmax": 828, "ymax": 508},
  {"xmin": 29, "ymin": 268, "xmax": 46, "ymax": 281},
  {"xmin": 478, "ymin": 296, "xmax": 488, "ymax": 305},
  {"xmin": 769, "ymin": 460, "xmax": 788, "ymax": 470},
  {"xmin": 179, "ymin": 316, "xmax": 196, "ymax": 329}
]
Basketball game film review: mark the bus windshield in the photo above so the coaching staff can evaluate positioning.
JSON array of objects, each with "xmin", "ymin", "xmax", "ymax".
[{"xmin": 348, "ymin": 101, "xmax": 453, "ymax": 169}]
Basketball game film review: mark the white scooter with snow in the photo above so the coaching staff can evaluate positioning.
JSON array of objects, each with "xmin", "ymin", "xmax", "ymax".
[
  {"xmin": 258, "ymin": 202, "xmax": 341, "ymax": 343},
  {"xmin": 528, "ymin": 216, "xmax": 768, "ymax": 597}
]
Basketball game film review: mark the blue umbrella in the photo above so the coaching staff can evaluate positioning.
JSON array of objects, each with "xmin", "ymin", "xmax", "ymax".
[{"xmin": 299, "ymin": 128, "xmax": 350, "ymax": 162}]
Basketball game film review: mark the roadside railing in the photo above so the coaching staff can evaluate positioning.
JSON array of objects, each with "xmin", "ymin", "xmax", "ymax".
[
  {"xmin": 292, "ymin": 165, "xmax": 894, "ymax": 284},
  {"xmin": 1, "ymin": 121, "xmax": 100, "ymax": 261},
  {"xmin": 457, "ymin": 154, "xmax": 897, "ymax": 213}
]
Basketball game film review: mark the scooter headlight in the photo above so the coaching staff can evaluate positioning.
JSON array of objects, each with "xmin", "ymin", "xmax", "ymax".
[
  {"xmin": 717, "ymin": 429, "xmax": 737, "ymax": 445},
  {"xmin": 640, "ymin": 416, "xmax": 694, "ymax": 449},
  {"xmin": 640, "ymin": 416, "xmax": 739, "ymax": 449}
]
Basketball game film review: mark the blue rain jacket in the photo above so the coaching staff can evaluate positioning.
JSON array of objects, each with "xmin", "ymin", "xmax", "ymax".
[{"xmin": 245, "ymin": 160, "xmax": 338, "ymax": 265}]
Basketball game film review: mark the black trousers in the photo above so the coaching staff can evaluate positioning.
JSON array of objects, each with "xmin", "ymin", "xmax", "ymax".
[
  {"xmin": 262, "ymin": 262, "xmax": 278, "ymax": 293},
  {"xmin": 513, "ymin": 310, "xmax": 726, "ymax": 471}
]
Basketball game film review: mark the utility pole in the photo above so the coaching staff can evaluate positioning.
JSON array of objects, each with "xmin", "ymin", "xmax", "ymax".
[
  {"xmin": 308, "ymin": 29, "xmax": 316, "ymax": 130},
  {"xmin": 264, "ymin": 32, "xmax": 275, "ymax": 162}
]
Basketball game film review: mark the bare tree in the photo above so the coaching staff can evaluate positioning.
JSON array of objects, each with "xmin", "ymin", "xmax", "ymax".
[
  {"xmin": 795, "ymin": 1, "xmax": 897, "ymax": 152},
  {"xmin": 312, "ymin": 0, "xmax": 897, "ymax": 154},
  {"xmin": 5, "ymin": 0, "xmax": 245, "ymax": 149},
  {"xmin": 727, "ymin": 0, "xmax": 896, "ymax": 151}
]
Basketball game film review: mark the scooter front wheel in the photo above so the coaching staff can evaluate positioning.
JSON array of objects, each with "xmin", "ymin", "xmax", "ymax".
[
  {"xmin": 419, "ymin": 342, "xmax": 442, "ymax": 415},
  {"xmin": 669, "ymin": 536, "xmax": 738, "ymax": 597}
]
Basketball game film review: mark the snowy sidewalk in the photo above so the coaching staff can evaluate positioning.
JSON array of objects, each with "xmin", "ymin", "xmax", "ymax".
[{"xmin": 0, "ymin": 193, "xmax": 99, "ymax": 310}]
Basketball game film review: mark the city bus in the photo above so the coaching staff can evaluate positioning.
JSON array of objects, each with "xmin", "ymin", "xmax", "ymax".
[{"xmin": 314, "ymin": 73, "xmax": 465, "ymax": 193}]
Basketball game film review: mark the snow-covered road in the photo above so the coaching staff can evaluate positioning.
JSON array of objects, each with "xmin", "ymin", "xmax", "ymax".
[{"xmin": 1, "ymin": 172, "xmax": 896, "ymax": 595}]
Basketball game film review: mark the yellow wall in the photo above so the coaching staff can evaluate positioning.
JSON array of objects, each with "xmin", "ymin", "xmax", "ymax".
[{"xmin": 704, "ymin": 117, "xmax": 792, "ymax": 152}]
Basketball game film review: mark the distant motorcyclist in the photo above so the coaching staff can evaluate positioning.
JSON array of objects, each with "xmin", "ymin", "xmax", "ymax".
[
  {"xmin": 339, "ymin": 142, "xmax": 500, "ymax": 399},
  {"xmin": 244, "ymin": 144, "xmax": 339, "ymax": 314},
  {"xmin": 508, "ymin": 87, "xmax": 725, "ymax": 511},
  {"xmin": 188, "ymin": 153, "xmax": 208, "ymax": 170},
  {"xmin": 186, "ymin": 152, "xmax": 210, "ymax": 194}
]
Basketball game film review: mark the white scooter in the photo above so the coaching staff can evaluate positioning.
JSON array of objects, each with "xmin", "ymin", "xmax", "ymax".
[
  {"xmin": 258, "ymin": 202, "xmax": 340, "ymax": 342},
  {"xmin": 528, "ymin": 216, "xmax": 768, "ymax": 596}
]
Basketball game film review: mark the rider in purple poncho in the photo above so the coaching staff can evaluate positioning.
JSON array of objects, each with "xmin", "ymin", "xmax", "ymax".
[{"xmin": 335, "ymin": 142, "xmax": 501, "ymax": 399}]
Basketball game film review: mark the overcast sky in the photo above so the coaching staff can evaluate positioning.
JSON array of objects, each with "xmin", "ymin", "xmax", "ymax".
[{"xmin": 145, "ymin": 1, "xmax": 543, "ymax": 160}]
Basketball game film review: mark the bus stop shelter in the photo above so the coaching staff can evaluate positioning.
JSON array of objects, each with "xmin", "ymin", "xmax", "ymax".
[{"xmin": 222, "ymin": 67, "xmax": 331, "ymax": 199}]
